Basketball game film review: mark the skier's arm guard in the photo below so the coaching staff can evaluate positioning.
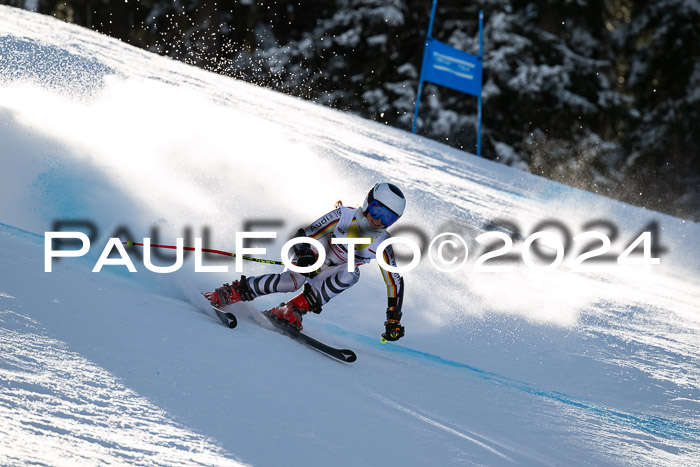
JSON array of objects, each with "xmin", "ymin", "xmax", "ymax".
[
  {"xmin": 379, "ymin": 244, "xmax": 403, "ymax": 316},
  {"xmin": 386, "ymin": 276, "xmax": 404, "ymax": 320}
]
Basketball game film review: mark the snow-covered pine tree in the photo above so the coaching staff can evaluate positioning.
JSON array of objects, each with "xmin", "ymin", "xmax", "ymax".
[{"xmin": 610, "ymin": 0, "xmax": 700, "ymax": 218}]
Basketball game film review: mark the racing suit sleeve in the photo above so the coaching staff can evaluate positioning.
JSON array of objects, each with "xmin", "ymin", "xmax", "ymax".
[
  {"xmin": 379, "ymin": 244, "xmax": 404, "ymax": 320},
  {"xmin": 297, "ymin": 207, "xmax": 342, "ymax": 240}
]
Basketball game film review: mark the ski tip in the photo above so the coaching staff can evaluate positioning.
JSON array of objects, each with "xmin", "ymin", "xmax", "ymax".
[
  {"xmin": 226, "ymin": 314, "xmax": 238, "ymax": 328},
  {"xmin": 342, "ymin": 350, "xmax": 357, "ymax": 363},
  {"xmin": 209, "ymin": 303, "xmax": 238, "ymax": 329}
]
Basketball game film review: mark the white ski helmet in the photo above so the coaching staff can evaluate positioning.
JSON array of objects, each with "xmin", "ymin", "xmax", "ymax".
[{"xmin": 362, "ymin": 182, "xmax": 406, "ymax": 223}]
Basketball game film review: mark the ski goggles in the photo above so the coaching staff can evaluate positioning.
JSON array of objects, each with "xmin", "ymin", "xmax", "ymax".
[{"xmin": 367, "ymin": 200, "xmax": 400, "ymax": 226}]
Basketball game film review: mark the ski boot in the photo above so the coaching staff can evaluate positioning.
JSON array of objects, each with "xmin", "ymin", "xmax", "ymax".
[
  {"xmin": 205, "ymin": 276, "xmax": 254, "ymax": 308},
  {"xmin": 268, "ymin": 285, "xmax": 322, "ymax": 331}
]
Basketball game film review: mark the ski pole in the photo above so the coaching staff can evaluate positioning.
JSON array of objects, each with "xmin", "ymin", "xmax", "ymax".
[{"xmin": 123, "ymin": 241, "xmax": 285, "ymax": 266}]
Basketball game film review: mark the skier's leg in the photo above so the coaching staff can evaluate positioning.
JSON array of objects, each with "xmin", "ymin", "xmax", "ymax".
[
  {"xmin": 246, "ymin": 271, "xmax": 306, "ymax": 298},
  {"xmin": 307, "ymin": 265, "xmax": 361, "ymax": 306},
  {"xmin": 206, "ymin": 271, "xmax": 305, "ymax": 307},
  {"xmin": 267, "ymin": 265, "xmax": 359, "ymax": 330}
]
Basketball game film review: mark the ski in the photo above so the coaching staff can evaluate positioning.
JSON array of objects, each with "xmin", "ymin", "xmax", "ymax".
[
  {"xmin": 199, "ymin": 292, "xmax": 238, "ymax": 328},
  {"xmin": 261, "ymin": 310, "xmax": 357, "ymax": 363},
  {"xmin": 209, "ymin": 305, "xmax": 238, "ymax": 329},
  {"xmin": 175, "ymin": 275, "xmax": 237, "ymax": 329},
  {"xmin": 212, "ymin": 305, "xmax": 237, "ymax": 328}
]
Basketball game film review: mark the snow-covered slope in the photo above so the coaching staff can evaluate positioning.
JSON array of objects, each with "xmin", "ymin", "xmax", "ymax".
[{"xmin": 1, "ymin": 6, "xmax": 699, "ymax": 466}]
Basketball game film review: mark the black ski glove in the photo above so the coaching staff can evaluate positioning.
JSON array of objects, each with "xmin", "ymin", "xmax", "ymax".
[
  {"xmin": 292, "ymin": 233, "xmax": 319, "ymax": 277},
  {"xmin": 383, "ymin": 280, "xmax": 404, "ymax": 341},
  {"xmin": 383, "ymin": 307, "xmax": 404, "ymax": 341},
  {"xmin": 294, "ymin": 244, "xmax": 317, "ymax": 268},
  {"xmin": 292, "ymin": 229, "xmax": 318, "ymax": 269},
  {"xmin": 382, "ymin": 319, "xmax": 405, "ymax": 342}
]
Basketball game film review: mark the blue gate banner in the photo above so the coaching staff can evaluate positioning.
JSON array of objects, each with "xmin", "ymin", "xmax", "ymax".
[{"xmin": 421, "ymin": 38, "xmax": 482, "ymax": 97}]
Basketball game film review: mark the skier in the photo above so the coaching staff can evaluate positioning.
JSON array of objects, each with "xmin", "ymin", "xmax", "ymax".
[{"xmin": 205, "ymin": 182, "xmax": 406, "ymax": 342}]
